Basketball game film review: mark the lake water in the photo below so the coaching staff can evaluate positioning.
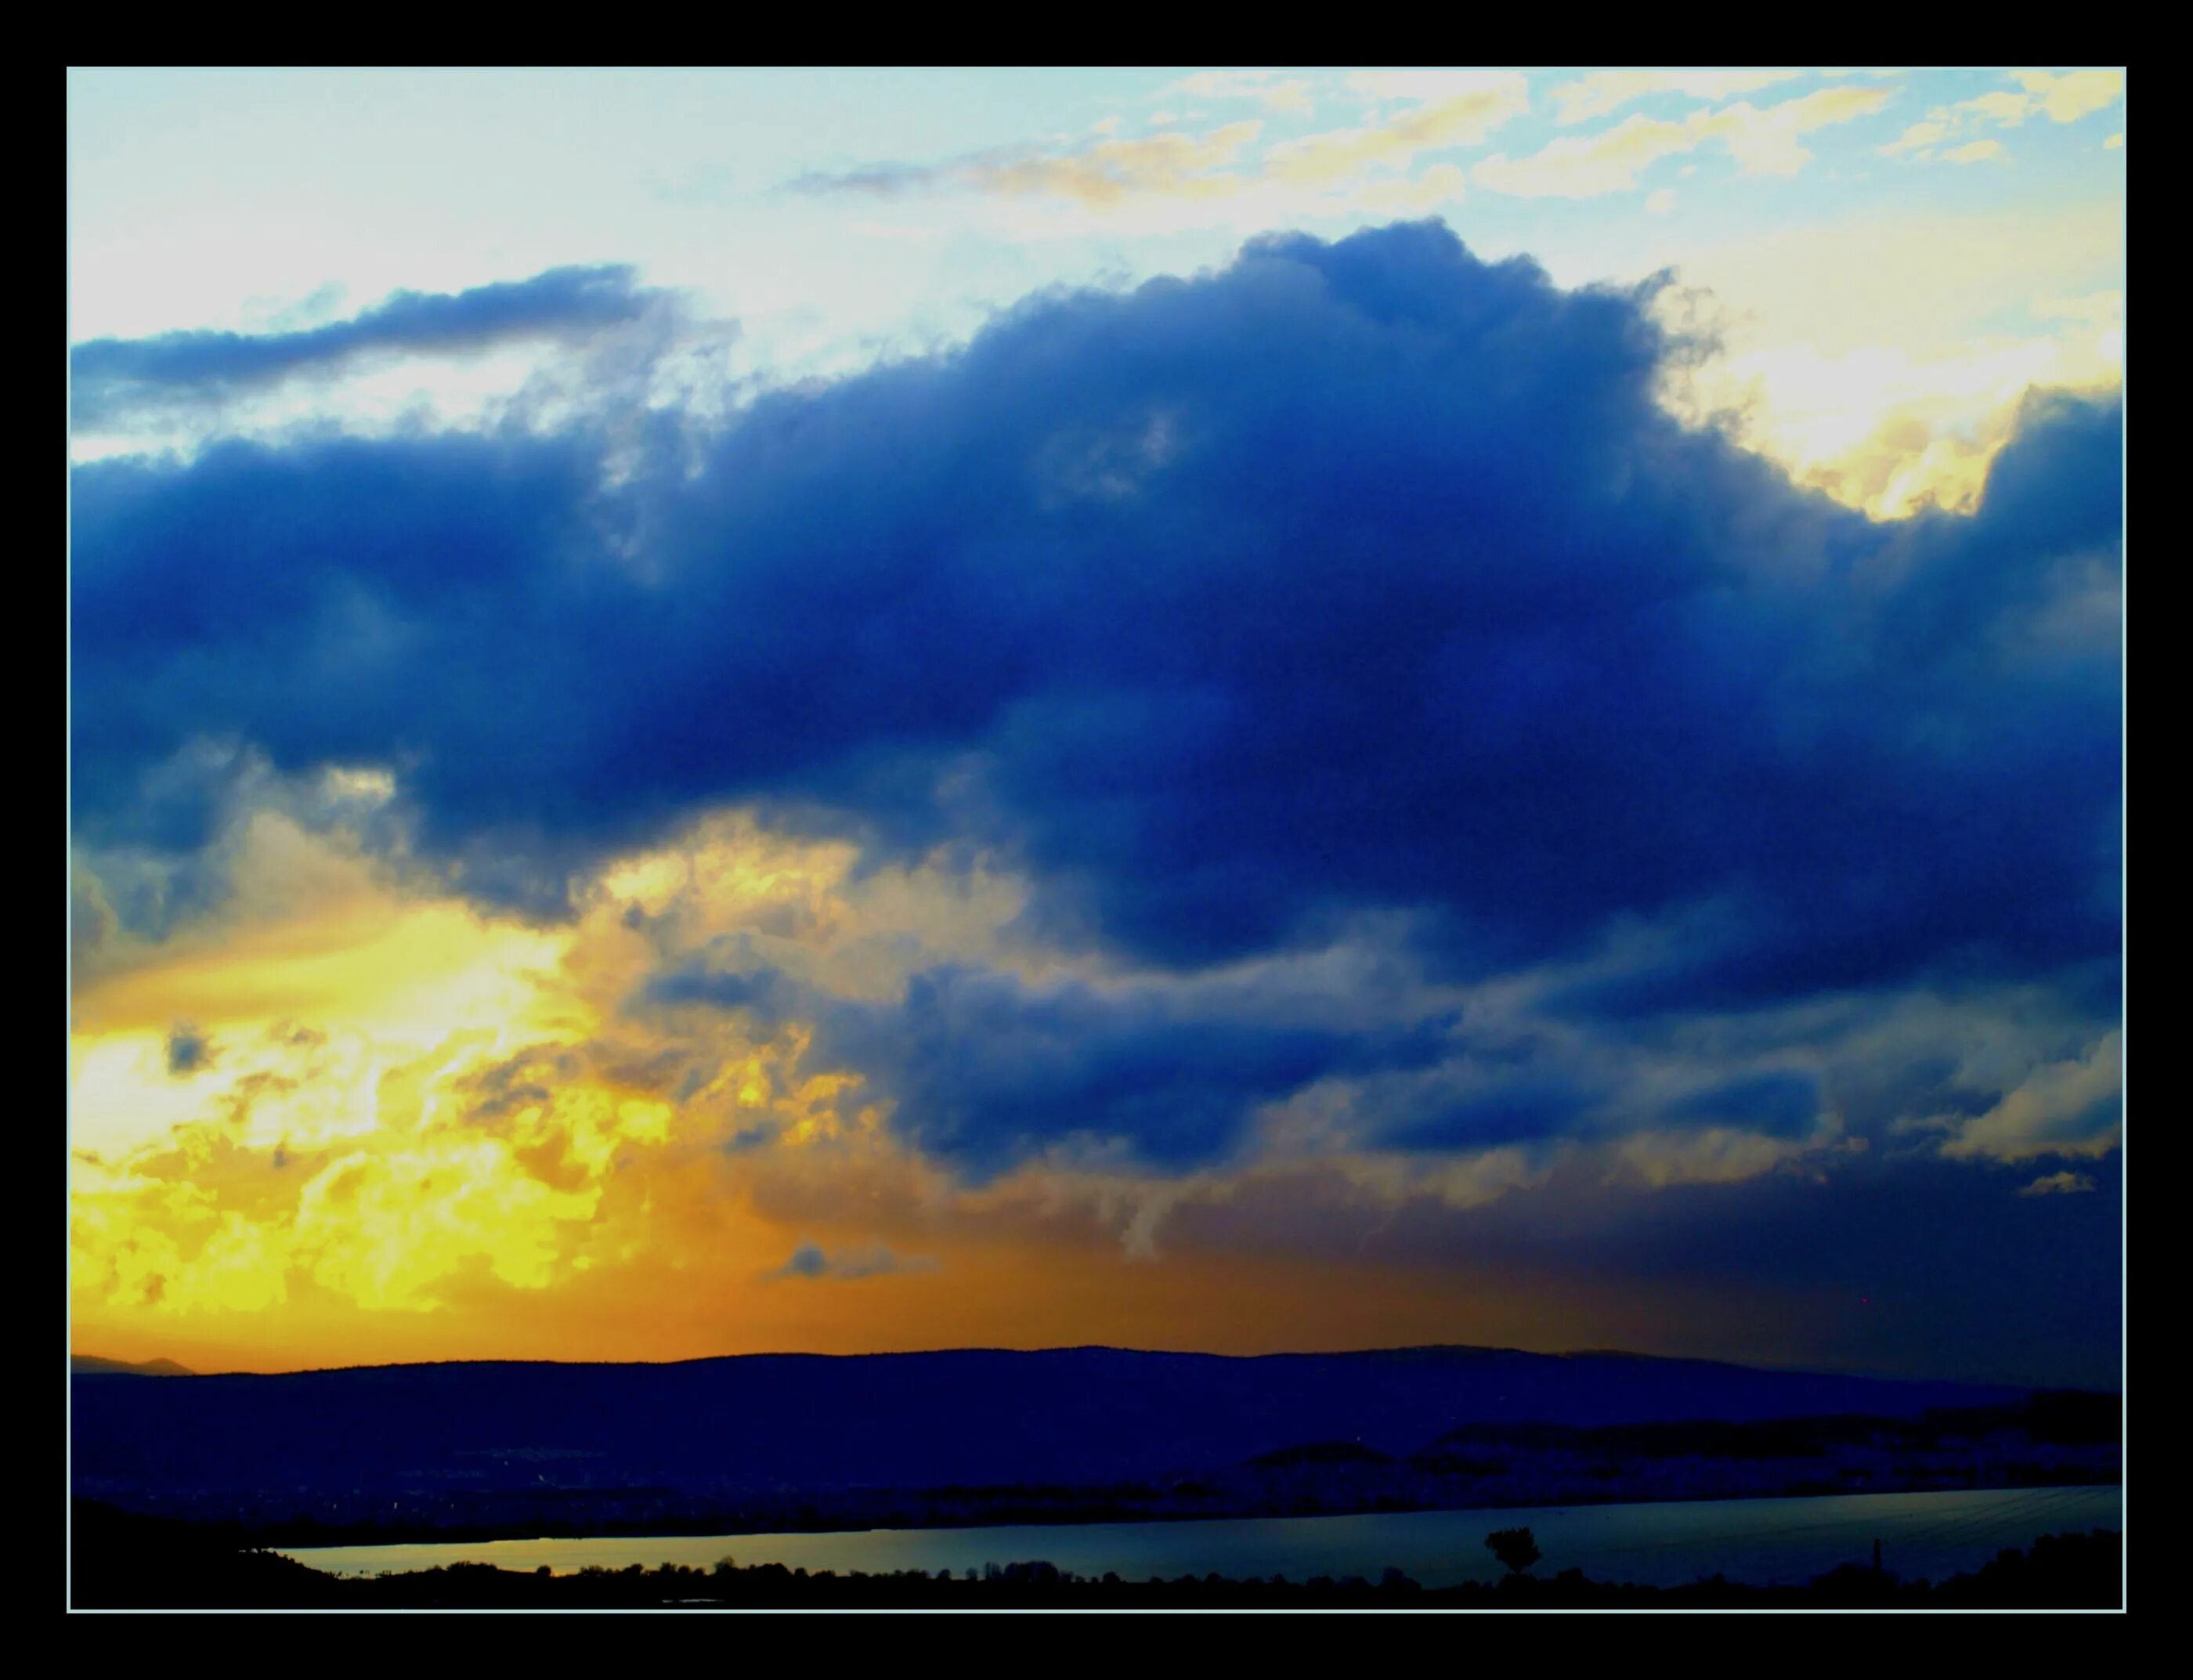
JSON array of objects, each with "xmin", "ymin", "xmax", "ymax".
[{"xmin": 280, "ymin": 1483, "xmax": 2120, "ymax": 1589}]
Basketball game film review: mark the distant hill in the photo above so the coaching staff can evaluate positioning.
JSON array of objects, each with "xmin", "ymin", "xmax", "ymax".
[
  {"xmin": 70, "ymin": 1355, "xmax": 193, "ymax": 1377},
  {"xmin": 71, "ymin": 1343, "xmax": 2043, "ymax": 1540}
]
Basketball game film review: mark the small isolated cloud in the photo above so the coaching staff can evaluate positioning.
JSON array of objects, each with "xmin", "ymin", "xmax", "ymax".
[
  {"xmin": 165, "ymin": 1022, "xmax": 211, "ymax": 1076},
  {"xmin": 1645, "ymin": 187, "xmax": 1677, "ymax": 215},
  {"xmin": 1883, "ymin": 120, "xmax": 1951, "ymax": 154},
  {"xmin": 2018, "ymin": 1170, "xmax": 2097, "ymax": 1198},
  {"xmin": 2104, "ymin": 131, "xmax": 2124, "ymax": 150},
  {"xmin": 1943, "ymin": 139, "xmax": 2009, "ymax": 164},
  {"xmin": 765, "ymin": 1241, "xmax": 936, "ymax": 1282}
]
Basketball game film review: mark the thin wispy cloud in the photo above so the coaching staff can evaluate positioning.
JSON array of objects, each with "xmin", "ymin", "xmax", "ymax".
[
  {"xmin": 791, "ymin": 74, "xmax": 1526, "ymax": 212},
  {"xmin": 1166, "ymin": 68, "xmax": 1316, "ymax": 114},
  {"xmin": 1549, "ymin": 69, "xmax": 1801, "ymax": 125},
  {"xmin": 766, "ymin": 1241, "xmax": 937, "ymax": 1281},
  {"xmin": 1263, "ymin": 74, "xmax": 1528, "ymax": 186},
  {"xmin": 70, "ymin": 265, "xmax": 680, "ymax": 429},
  {"xmin": 1883, "ymin": 67, "xmax": 2123, "ymax": 161},
  {"xmin": 1475, "ymin": 83, "xmax": 1896, "ymax": 197}
]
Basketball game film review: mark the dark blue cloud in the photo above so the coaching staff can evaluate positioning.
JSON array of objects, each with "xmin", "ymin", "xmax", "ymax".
[
  {"xmin": 70, "ymin": 428, "xmax": 620, "ymax": 874},
  {"xmin": 1357, "ymin": 1065, "xmax": 1823, "ymax": 1155},
  {"xmin": 1376, "ymin": 1078, "xmax": 1602, "ymax": 1153},
  {"xmin": 647, "ymin": 959, "xmax": 1457, "ymax": 1178},
  {"xmin": 70, "ymin": 222, "xmax": 2122, "ymax": 1025},
  {"xmin": 70, "ymin": 265, "xmax": 674, "ymax": 428},
  {"xmin": 164, "ymin": 1023, "xmax": 211, "ymax": 1076},
  {"xmin": 646, "ymin": 964, "xmax": 794, "ymax": 1017},
  {"xmin": 764, "ymin": 1240, "xmax": 932, "ymax": 1281},
  {"xmin": 1665, "ymin": 1071, "xmax": 1820, "ymax": 1137}
]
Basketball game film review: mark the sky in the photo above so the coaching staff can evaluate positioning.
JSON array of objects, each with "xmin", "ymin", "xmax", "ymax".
[{"xmin": 67, "ymin": 68, "xmax": 2125, "ymax": 1386}]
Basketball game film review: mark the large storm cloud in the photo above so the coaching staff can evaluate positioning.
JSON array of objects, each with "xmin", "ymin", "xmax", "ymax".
[{"xmin": 70, "ymin": 222, "xmax": 2121, "ymax": 1182}]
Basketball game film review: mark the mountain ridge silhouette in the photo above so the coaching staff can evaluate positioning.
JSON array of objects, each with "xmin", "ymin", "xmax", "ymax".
[{"xmin": 73, "ymin": 1342, "xmax": 2048, "ymax": 1519}]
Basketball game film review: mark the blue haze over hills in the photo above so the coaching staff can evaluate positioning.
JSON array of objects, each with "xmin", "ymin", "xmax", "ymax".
[{"xmin": 71, "ymin": 1345, "xmax": 2060, "ymax": 1532}]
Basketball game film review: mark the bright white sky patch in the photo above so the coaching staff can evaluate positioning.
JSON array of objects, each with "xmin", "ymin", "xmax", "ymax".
[{"xmin": 67, "ymin": 67, "xmax": 2123, "ymax": 510}]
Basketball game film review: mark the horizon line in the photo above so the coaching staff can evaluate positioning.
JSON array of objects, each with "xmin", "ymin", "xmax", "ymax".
[{"xmin": 71, "ymin": 1341, "xmax": 2086, "ymax": 1389}]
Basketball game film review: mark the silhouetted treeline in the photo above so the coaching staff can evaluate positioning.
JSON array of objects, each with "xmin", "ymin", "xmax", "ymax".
[{"xmin": 67, "ymin": 1503, "xmax": 2121, "ymax": 1610}]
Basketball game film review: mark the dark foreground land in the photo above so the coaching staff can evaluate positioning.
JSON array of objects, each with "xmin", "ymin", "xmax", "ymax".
[
  {"xmin": 69, "ymin": 1504, "xmax": 2121, "ymax": 1610},
  {"xmin": 70, "ymin": 1346, "xmax": 2118, "ymax": 1545}
]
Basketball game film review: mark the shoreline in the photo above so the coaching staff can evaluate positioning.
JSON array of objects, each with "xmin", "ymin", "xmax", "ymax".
[{"xmin": 253, "ymin": 1474, "xmax": 2125, "ymax": 1558}]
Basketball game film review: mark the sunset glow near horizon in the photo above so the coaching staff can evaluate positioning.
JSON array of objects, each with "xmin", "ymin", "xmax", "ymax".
[{"xmin": 68, "ymin": 68, "xmax": 2123, "ymax": 1385}]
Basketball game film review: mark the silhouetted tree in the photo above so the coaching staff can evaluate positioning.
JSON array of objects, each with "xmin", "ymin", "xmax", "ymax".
[{"xmin": 1486, "ymin": 1526, "xmax": 1542, "ymax": 1576}]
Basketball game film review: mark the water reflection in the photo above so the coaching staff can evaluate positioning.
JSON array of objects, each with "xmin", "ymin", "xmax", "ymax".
[{"xmin": 281, "ymin": 1484, "xmax": 2121, "ymax": 1589}]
